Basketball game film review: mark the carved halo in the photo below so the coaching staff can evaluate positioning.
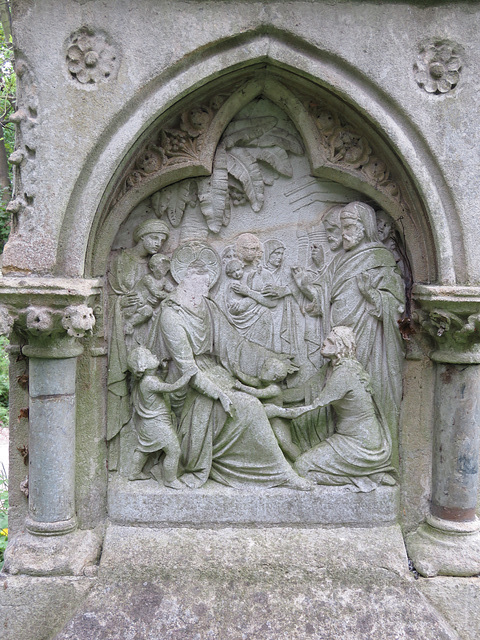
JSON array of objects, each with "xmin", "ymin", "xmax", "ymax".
[{"xmin": 170, "ymin": 241, "xmax": 221, "ymax": 287}]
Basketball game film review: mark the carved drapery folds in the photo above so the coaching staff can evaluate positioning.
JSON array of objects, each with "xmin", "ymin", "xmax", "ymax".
[{"xmin": 105, "ymin": 90, "xmax": 408, "ymax": 496}]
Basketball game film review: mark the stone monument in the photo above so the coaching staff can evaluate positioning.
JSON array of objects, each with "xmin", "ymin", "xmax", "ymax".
[{"xmin": 0, "ymin": 2, "xmax": 479, "ymax": 639}]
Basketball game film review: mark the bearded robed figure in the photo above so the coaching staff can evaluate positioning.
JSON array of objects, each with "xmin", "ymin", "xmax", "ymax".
[{"xmin": 327, "ymin": 201, "xmax": 405, "ymax": 452}]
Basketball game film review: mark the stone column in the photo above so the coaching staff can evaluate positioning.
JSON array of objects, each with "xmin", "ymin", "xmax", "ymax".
[
  {"xmin": 0, "ymin": 281, "xmax": 103, "ymax": 575},
  {"xmin": 23, "ymin": 335, "xmax": 83, "ymax": 536},
  {"xmin": 406, "ymin": 287, "xmax": 480, "ymax": 576}
]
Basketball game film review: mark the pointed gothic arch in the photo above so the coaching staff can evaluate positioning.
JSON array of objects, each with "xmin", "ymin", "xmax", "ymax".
[{"xmin": 55, "ymin": 31, "xmax": 461, "ymax": 285}]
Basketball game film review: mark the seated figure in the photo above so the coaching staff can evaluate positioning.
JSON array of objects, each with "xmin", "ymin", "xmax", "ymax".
[{"xmin": 266, "ymin": 326, "xmax": 396, "ymax": 492}]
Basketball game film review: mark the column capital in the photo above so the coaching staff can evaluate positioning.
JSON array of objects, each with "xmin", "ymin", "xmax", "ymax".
[
  {"xmin": 413, "ymin": 284, "xmax": 480, "ymax": 363},
  {"xmin": 0, "ymin": 276, "xmax": 102, "ymax": 356}
]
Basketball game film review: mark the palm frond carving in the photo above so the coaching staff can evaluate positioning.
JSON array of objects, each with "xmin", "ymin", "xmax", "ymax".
[{"xmin": 151, "ymin": 116, "xmax": 304, "ymax": 233}]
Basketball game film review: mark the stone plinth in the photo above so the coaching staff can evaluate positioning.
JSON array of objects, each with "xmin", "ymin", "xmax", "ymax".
[
  {"xmin": 47, "ymin": 525, "xmax": 460, "ymax": 640},
  {"xmin": 108, "ymin": 475, "xmax": 399, "ymax": 527}
]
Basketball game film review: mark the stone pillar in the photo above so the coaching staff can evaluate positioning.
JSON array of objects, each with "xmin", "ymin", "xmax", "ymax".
[
  {"xmin": 0, "ymin": 280, "xmax": 104, "ymax": 575},
  {"xmin": 406, "ymin": 287, "xmax": 480, "ymax": 576},
  {"xmin": 24, "ymin": 337, "xmax": 83, "ymax": 536},
  {"xmin": 431, "ymin": 363, "xmax": 480, "ymax": 524}
]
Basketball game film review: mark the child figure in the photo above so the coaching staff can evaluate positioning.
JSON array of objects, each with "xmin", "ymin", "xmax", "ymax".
[
  {"xmin": 127, "ymin": 346, "xmax": 197, "ymax": 488},
  {"xmin": 233, "ymin": 357, "xmax": 301, "ymax": 461},
  {"xmin": 123, "ymin": 254, "xmax": 175, "ymax": 334}
]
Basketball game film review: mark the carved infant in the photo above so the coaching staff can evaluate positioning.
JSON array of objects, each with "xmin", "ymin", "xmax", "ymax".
[{"xmin": 122, "ymin": 253, "xmax": 175, "ymax": 335}]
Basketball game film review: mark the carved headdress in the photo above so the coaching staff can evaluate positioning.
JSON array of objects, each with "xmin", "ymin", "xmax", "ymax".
[
  {"xmin": 263, "ymin": 239, "xmax": 285, "ymax": 265},
  {"xmin": 341, "ymin": 201, "xmax": 380, "ymax": 243},
  {"xmin": 133, "ymin": 219, "xmax": 170, "ymax": 243}
]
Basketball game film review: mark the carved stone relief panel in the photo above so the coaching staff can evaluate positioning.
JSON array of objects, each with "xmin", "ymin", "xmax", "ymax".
[{"xmin": 106, "ymin": 98, "xmax": 407, "ymax": 495}]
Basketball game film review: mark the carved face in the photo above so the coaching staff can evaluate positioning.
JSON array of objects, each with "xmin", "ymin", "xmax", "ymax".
[
  {"xmin": 320, "ymin": 335, "xmax": 337, "ymax": 360},
  {"xmin": 323, "ymin": 222, "xmax": 343, "ymax": 252},
  {"xmin": 341, "ymin": 216, "xmax": 365, "ymax": 251},
  {"xmin": 236, "ymin": 234, "xmax": 262, "ymax": 264},
  {"xmin": 268, "ymin": 248, "xmax": 284, "ymax": 268},
  {"xmin": 141, "ymin": 232, "xmax": 167, "ymax": 255},
  {"xmin": 183, "ymin": 268, "xmax": 211, "ymax": 295},
  {"xmin": 225, "ymin": 259, "xmax": 244, "ymax": 280},
  {"xmin": 376, "ymin": 216, "xmax": 392, "ymax": 242},
  {"xmin": 150, "ymin": 259, "xmax": 170, "ymax": 278}
]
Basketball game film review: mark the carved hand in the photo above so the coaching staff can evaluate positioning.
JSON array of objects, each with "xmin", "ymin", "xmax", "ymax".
[
  {"xmin": 277, "ymin": 355, "xmax": 299, "ymax": 375},
  {"xmin": 231, "ymin": 283, "xmax": 249, "ymax": 297},
  {"xmin": 122, "ymin": 292, "xmax": 141, "ymax": 307},
  {"xmin": 262, "ymin": 284, "xmax": 284, "ymax": 298},
  {"xmin": 219, "ymin": 391, "xmax": 235, "ymax": 417},
  {"xmin": 357, "ymin": 272, "xmax": 372, "ymax": 298}
]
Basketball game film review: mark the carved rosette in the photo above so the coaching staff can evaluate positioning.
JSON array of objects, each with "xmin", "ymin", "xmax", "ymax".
[
  {"xmin": 414, "ymin": 41, "xmax": 462, "ymax": 95},
  {"xmin": 66, "ymin": 28, "xmax": 119, "ymax": 87}
]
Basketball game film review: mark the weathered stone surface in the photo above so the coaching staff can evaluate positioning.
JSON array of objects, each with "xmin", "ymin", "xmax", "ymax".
[
  {"xmin": 0, "ymin": 574, "xmax": 94, "ymax": 640},
  {"xmin": 418, "ymin": 577, "xmax": 480, "ymax": 640},
  {"xmin": 4, "ymin": 527, "xmax": 103, "ymax": 577},
  {"xmin": 108, "ymin": 475, "xmax": 399, "ymax": 527},
  {"xmin": 406, "ymin": 516, "xmax": 480, "ymax": 578},
  {"xmin": 3, "ymin": 0, "xmax": 480, "ymax": 634},
  {"xmin": 48, "ymin": 525, "xmax": 460, "ymax": 640}
]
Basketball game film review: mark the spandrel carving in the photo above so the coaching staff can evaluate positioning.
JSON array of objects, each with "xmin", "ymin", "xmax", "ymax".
[{"xmin": 107, "ymin": 98, "xmax": 406, "ymax": 494}]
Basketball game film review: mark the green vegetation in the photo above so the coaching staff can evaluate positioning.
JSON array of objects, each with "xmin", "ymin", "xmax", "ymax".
[
  {"xmin": 0, "ymin": 463, "xmax": 7, "ymax": 570},
  {"xmin": 0, "ymin": 336, "xmax": 8, "ymax": 427}
]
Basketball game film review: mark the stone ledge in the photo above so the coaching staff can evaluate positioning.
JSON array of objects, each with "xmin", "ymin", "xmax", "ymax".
[
  {"xmin": 49, "ymin": 525, "xmax": 461, "ymax": 640},
  {"xmin": 107, "ymin": 474, "xmax": 399, "ymax": 527}
]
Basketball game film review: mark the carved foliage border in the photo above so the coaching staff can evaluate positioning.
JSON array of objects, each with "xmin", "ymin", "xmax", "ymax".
[{"xmin": 107, "ymin": 79, "xmax": 410, "ymax": 221}]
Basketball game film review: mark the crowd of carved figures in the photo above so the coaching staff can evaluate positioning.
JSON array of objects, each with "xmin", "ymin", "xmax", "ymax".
[{"xmin": 107, "ymin": 200, "xmax": 407, "ymax": 492}]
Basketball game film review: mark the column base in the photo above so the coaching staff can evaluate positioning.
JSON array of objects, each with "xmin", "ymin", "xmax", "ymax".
[
  {"xmin": 26, "ymin": 515, "xmax": 77, "ymax": 536},
  {"xmin": 406, "ymin": 515, "xmax": 480, "ymax": 577},
  {"xmin": 3, "ymin": 526, "xmax": 103, "ymax": 576}
]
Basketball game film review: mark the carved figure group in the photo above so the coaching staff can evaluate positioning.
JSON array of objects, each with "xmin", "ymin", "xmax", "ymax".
[{"xmin": 107, "ymin": 199, "xmax": 406, "ymax": 492}]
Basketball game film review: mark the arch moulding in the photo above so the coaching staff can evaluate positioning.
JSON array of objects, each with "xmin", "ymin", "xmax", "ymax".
[{"xmin": 55, "ymin": 32, "xmax": 461, "ymax": 285}]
